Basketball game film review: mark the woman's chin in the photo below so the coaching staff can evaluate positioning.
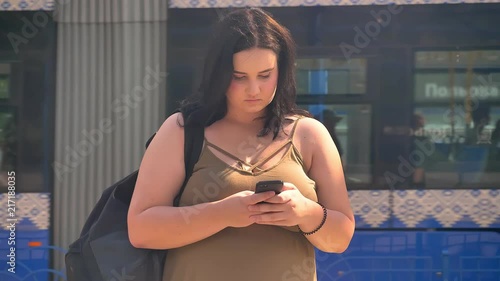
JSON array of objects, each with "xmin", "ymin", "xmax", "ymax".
[{"xmin": 244, "ymin": 107, "xmax": 267, "ymax": 115}]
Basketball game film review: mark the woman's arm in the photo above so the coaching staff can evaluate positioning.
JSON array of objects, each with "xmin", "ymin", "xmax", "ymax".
[
  {"xmin": 127, "ymin": 113, "xmax": 274, "ymax": 249},
  {"xmin": 127, "ymin": 113, "xmax": 225, "ymax": 249},
  {"xmin": 297, "ymin": 118, "xmax": 355, "ymax": 253}
]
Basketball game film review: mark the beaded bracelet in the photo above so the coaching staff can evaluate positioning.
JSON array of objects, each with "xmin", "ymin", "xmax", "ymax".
[{"xmin": 298, "ymin": 202, "xmax": 328, "ymax": 235}]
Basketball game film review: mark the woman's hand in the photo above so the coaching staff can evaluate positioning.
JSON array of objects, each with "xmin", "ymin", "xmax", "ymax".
[
  {"xmin": 247, "ymin": 182, "xmax": 316, "ymax": 227},
  {"xmin": 219, "ymin": 190, "xmax": 276, "ymax": 228}
]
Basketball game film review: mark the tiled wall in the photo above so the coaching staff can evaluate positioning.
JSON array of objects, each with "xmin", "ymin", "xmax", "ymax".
[
  {"xmin": 0, "ymin": 0, "xmax": 53, "ymax": 10},
  {"xmin": 168, "ymin": 0, "xmax": 500, "ymax": 8},
  {"xmin": 2, "ymin": 0, "xmax": 499, "ymax": 11},
  {"xmin": 351, "ymin": 189, "xmax": 500, "ymax": 228}
]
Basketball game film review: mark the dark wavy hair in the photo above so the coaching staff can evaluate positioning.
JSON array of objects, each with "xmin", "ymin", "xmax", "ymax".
[{"xmin": 179, "ymin": 7, "xmax": 310, "ymax": 139}]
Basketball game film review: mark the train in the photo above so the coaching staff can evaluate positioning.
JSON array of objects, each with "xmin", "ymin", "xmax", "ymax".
[{"xmin": 0, "ymin": 1, "xmax": 499, "ymax": 280}]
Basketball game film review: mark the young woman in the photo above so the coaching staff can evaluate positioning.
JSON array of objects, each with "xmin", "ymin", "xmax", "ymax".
[{"xmin": 127, "ymin": 8, "xmax": 354, "ymax": 281}]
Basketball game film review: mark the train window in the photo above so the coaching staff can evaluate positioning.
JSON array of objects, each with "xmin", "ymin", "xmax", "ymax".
[
  {"xmin": 0, "ymin": 74, "xmax": 9, "ymax": 99},
  {"xmin": 299, "ymin": 104, "xmax": 372, "ymax": 184},
  {"xmin": 296, "ymin": 58, "xmax": 367, "ymax": 95},
  {"xmin": 413, "ymin": 50, "xmax": 500, "ymax": 187},
  {"xmin": 0, "ymin": 18, "xmax": 54, "ymax": 192},
  {"xmin": 0, "ymin": 63, "xmax": 16, "ymax": 191},
  {"xmin": 0, "ymin": 109, "xmax": 16, "ymax": 189}
]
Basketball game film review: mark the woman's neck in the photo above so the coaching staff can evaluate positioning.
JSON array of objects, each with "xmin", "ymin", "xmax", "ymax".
[{"xmin": 223, "ymin": 109, "xmax": 265, "ymax": 129}]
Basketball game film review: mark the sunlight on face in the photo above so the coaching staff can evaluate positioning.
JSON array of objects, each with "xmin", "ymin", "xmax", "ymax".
[{"xmin": 226, "ymin": 48, "xmax": 278, "ymax": 115}]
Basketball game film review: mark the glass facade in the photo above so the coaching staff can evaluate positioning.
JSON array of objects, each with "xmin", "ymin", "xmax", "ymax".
[
  {"xmin": 299, "ymin": 103, "xmax": 372, "ymax": 183},
  {"xmin": 0, "ymin": 12, "xmax": 56, "ymax": 192},
  {"xmin": 413, "ymin": 50, "xmax": 500, "ymax": 187},
  {"xmin": 296, "ymin": 56, "xmax": 373, "ymax": 185},
  {"xmin": 0, "ymin": 62, "xmax": 17, "ymax": 191},
  {"xmin": 0, "ymin": 72, "xmax": 10, "ymax": 99},
  {"xmin": 296, "ymin": 58, "xmax": 367, "ymax": 95}
]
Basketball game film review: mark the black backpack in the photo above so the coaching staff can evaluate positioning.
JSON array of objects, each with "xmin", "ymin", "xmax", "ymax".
[{"xmin": 65, "ymin": 123, "xmax": 204, "ymax": 281}]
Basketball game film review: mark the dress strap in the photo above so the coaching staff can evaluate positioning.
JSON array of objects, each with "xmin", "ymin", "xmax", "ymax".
[
  {"xmin": 247, "ymin": 139, "xmax": 292, "ymax": 170},
  {"xmin": 204, "ymin": 138, "xmax": 247, "ymax": 164},
  {"xmin": 289, "ymin": 116, "xmax": 304, "ymax": 140}
]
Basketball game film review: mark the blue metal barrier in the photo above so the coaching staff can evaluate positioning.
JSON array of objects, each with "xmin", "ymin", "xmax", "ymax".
[
  {"xmin": 317, "ymin": 253, "xmax": 500, "ymax": 281},
  {"xmin": 442, "ymin": 249, "xmax": 449, "ymax": 281},
  {"xmin": 317, "ymin": 255, "xmax": 438, "ymax": 281},
  {"xmin": 454, "ymin": 256, "xmax": 500, "ymax": 281},
  {"xmin": 2, "ymin": 230, "xmax": 498, "ymax": 281},
  {"xmin": 316, "ymin": 231, "xmax": 500, "ymax": 281},
  {"xmin": 0, "ymin": 235, "xmax": 67, "ymax": 281}
]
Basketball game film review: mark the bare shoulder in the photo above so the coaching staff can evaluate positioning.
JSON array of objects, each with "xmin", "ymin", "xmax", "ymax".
[
  {"xmin": 155, "ymin": 112, "xmax": 184, "ymax": 139},
  {"xmin": 289, "ymin": 116, "xmax": 330, "ymax": 171},
  {"xmin": 294, "ymin": 116, "xmax": 329, "ymax": 140},
  {"xmin": 145, "ymin": 111, "xmax": 186, "ymax": 171},
  {"xmin": 142, "ymin": 112, "xmax": 186, "ymax": 160}
]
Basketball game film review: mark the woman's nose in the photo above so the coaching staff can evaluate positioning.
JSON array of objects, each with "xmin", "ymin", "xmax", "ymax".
[{"xmin": 247, "ymin": 81, "xmax": 260, "ymax": 96}]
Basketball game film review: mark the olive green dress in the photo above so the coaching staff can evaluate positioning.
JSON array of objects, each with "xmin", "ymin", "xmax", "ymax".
[{"xmin": 163, "ymin": 118, "xmax": 318, "ymax": 281}]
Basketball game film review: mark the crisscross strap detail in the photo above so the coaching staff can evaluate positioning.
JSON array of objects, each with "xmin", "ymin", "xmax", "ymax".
[
  {"xmin": 203, "ymin": 116, "xmax": 304, "ymax": 174},
  {"xmin": 204, "ymin": 139, "xmax": 248, "ymax": 164},
  {"xmin": 205, "ymin": 138, "xmax": 292, "ymax": 173}
]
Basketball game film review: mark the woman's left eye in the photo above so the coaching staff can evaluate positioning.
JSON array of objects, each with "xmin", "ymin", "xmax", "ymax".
[{"xmin": 259, "ymin": 74, "xmax": 271, "ymax": 79}]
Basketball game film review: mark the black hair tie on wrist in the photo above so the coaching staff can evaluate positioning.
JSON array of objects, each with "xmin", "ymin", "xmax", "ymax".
[{"xmin": 298, "ymin": 202, "xmax": 327, "ymax": 235}]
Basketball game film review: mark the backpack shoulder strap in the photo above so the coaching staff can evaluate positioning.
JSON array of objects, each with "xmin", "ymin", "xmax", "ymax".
[
  {"xmin": 174, "ymin": 124, "xmax": 204, "ymax": 206},
  {"xmin": 145, "ymin": 133, "xmax": 156, "ymax": 148}
]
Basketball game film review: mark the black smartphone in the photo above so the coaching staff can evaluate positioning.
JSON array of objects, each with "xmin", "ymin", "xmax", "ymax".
[{"xmin": 255, "ymin": 180, "xmax": 284, "ymax": 194}]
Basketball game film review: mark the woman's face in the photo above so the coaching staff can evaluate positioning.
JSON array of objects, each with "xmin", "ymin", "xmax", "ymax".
[{"xmin": 226, "ymin": 48, "xmax": 278, "ymax": 115}]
